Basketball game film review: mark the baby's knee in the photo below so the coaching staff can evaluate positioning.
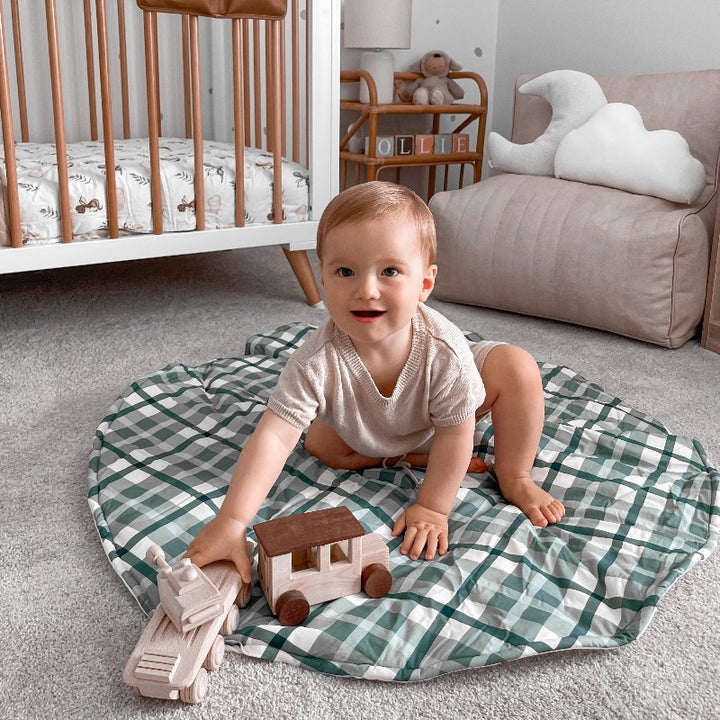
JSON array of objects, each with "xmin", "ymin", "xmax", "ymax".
[{"xmin": 482, "ymin": 344, "xmax": 542, "ymax": 396}]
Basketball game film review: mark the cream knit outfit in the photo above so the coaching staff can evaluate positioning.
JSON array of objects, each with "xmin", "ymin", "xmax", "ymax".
[{"xmin": 267, "ymin": 304, "xmax": 489, "ymax": 458}]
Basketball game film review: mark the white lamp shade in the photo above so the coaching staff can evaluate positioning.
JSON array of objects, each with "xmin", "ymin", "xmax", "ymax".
[{"xmin": 344, "ymin": 0, "xmax": 412, "ymax": 50}]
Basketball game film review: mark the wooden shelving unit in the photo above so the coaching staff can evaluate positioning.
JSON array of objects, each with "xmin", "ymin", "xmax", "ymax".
[{"xmin": 340, "ymin": 69, "xmax": 488, "ymax": 200}]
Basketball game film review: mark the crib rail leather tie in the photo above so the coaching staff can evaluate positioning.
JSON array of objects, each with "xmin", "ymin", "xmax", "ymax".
[{"xmin": 135, "ymin": 0, "xmax": 287, "ymax": 19}]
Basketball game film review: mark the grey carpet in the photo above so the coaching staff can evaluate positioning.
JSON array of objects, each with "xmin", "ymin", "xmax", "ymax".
[{"xmin": 2, "ymin": 245, "xmax": 718, "ymax": 719}]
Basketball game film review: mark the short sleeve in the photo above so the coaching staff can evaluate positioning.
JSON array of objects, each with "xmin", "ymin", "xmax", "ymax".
[
  {"xmin": 428, "ymin": 351, "xmax": 485, "ymax": 427},
  {"xmin": 266, "ymin": 356, "xmax": 322, "ymax": 430}
]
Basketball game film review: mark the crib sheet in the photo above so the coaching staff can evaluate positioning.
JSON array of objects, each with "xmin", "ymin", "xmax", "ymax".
[
  {"xmin": 0, "ymin": 138, "xmax": 309, "ymax": 246},
  {"xmin": 88, "ymin": 323, "xmax": 720, "ymax": 681}
]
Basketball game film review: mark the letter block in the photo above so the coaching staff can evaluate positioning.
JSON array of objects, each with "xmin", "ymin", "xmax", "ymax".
[
  {"xmin": 414, "ymin": 135, "xmax": 435, "ymax": 155},
  {"xmin": 452, "ymin": 133, "xmax": 470, "ymax": 153},
  {"xmin": 395, "ymin": 135, "xmax": 414, "ymax": 156},
  {"xmin": 434, "ymin": 134, "xmax": 452, "ymax": 155}
]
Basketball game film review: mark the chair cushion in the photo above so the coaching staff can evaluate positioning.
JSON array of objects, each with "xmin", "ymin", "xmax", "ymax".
[{"xmin": 431, "ymin": 173, "xmax": 714, "ymax": 347}]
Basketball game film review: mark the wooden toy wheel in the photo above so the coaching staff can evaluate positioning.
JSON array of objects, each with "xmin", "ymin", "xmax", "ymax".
[
  {"xmin": 236, "ymin": 581, "xmax": 252, "ymax": 609},
  {"xmin": 361, "ymin": 563, "xmax": 392, "ymax": 598},
  {"xmin": 203, "ymin": 635, "xmax": 225, "ymax": 671},
  {"xmin": 180, "ymin": 667, "xmax": 209, "ymax": 704},
  {"xmin": 275, "ymin": 590, "xmax": 310, "ymax": 625},
  {"xmin": 221, "ymin": 604, "xmax": 240, "ymax": 635}
]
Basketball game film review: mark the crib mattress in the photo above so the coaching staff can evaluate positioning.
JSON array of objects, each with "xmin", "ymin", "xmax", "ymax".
[{"xmin": 0, "ymin": 138, "xmax": 309, "ymax": 246}]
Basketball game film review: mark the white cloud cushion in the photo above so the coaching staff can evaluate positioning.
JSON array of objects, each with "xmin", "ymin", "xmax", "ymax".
[
  {"xmin": 487, "ymin": 70, "xmax": 607, "ymax": 176},
  {"xmin": 554, "ymin": 103, "xmax": 706, "ymax": 204}
]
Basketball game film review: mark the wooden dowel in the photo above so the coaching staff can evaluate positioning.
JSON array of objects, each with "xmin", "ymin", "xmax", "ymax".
[
  {"xmin": 10, "ymin": 0, "xmax": 27, "ymax": 142},
  {"xmin": 95, "ymin": 0, "xmax": 118, "ymax": 238},
  {"xmin": 143, "ymin": 10, "xmax": 162, "ymax": 234},
  {"xmin": 279, "ymin": 19, "xmax": 286, "ymax": 158},
  {"xmin": 189, "ymin": 14, "xmax": 204, "ymax": 230},
  {"xmin": 232, "ymin": 18, "xmax": 245, "ymax": 227},
  {"xmin": 182, "ymin": 14, "xmax": 191, "ymax": 138},
  {"xmin": 117, "ymin": 0, "xmax": 130, "ymax": 139},
  {"xmin": 264, "ymin": 22, "xmax": 271, "ymax": 153},
  {"xmin": 0, "ymin": 2, "xmax": 22, "ymax": 246},
  {"xmin": 291, "ymin": 0, "xmax": 299, "ymax": 162},
  {"xmin": 45, "ymin": 0, "xmax": 72, "ymax": 243},
  {"xmin": 253, "ymin": 20, "xmax": 261, "ymax": 149},
  {"xmin": 269, "ymin": 20, "xmax": 282, "ymax": 222},
  {"xmin": 242, "ymin": 19, "xmax": 250, "ymax": 147},
  {"xmin": 83, "ymin": 0, "xmax": 98, "ymax": 141}
]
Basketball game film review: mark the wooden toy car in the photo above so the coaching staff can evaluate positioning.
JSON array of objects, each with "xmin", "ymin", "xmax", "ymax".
[
  {"xmin": 254, "ymin": 506, "xmax": 392, "ymax": 625},
  {"xmin": 123, "ymin": 546, "xmax": 252, "ymax": 704}
]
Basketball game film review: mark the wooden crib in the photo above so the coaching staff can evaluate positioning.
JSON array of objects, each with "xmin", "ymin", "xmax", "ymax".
[{"xmin": 0, "ymin": 0, "xmax": 340, "ymax": 305}]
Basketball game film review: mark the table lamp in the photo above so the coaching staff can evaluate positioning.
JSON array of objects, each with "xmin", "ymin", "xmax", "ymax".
[{"xmin": 344, "ymin": 0, "xmax": 412, "ymax": 104}]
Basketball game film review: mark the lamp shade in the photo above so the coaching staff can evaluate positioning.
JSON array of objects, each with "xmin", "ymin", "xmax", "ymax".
[{"xmin": 344, "ymin": 0, "xmax": 412, "ymax": 50}]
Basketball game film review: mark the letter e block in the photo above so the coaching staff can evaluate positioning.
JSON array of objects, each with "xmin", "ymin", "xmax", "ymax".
[
  {"xmin": 434, "ymin": 134, "xmax": 452, "ymax": 155},
  {"xmin": 452, "ymin": 133, "xmax": 470, "ymax": 153},
  {"xmin": 395, "ymin": 135, "xmax": 414, "ymax": 156},
  {"xmin": 414, "ymin": 134, "xmax": 435, "ymax": 155}
]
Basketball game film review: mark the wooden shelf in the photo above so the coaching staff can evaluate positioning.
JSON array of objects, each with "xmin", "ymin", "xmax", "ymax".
[{"xmin": 340, "ymin": 69, "xmax": 488, "ymax": 200}]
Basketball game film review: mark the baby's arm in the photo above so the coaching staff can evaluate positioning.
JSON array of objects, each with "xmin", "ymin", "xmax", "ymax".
[
  {"xmin": 185, "ymin": 409, "xmax": 302, "ymax": 582},
  {"xmin": 392, "ymin": 416, "xmax": 475, "ymax": 560}
]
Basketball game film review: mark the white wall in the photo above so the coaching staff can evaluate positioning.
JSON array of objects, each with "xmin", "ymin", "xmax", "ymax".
[{"xmin": 493, "ymin": 0, "xmax": 720, "ymax": 142}]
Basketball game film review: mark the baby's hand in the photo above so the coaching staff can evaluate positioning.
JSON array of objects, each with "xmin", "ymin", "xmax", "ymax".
[
  {"xmin": 184, "ymin": 515, "xmax": 252, "ymax": 583},
  {"xmin": 391, "ymin": 503, "xmax": 449, "ymax": 561}
]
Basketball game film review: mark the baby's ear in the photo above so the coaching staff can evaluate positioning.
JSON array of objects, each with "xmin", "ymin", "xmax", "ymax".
[{"xmin": 420, "ymin": 264, "xmax": 438, "ymax": 300}]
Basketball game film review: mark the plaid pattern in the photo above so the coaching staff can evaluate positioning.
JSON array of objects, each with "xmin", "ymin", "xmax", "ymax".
[{"xmin": 88, "ymin": 323, "xmax": 720, "ymax": 681}]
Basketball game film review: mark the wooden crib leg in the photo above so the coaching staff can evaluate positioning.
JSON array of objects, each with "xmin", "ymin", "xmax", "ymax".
[{"xmin": 281, "ymin": 248, "xmax": 323, "ymax": 306}]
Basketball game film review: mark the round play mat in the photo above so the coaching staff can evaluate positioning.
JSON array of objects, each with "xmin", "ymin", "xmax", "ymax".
[{"xmin": 88, "ymin": 323, "xmax": 719, "ymax": 681}]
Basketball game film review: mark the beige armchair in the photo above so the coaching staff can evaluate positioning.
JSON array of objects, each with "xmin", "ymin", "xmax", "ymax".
[{"xmin": 430, "ymin": 70, "xmax": 720, "ymax": 348}]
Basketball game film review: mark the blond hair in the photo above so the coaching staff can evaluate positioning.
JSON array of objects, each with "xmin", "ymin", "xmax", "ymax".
[{"xmin": 316, "ymin": 181, "xmax": 437, "ymax": 264}]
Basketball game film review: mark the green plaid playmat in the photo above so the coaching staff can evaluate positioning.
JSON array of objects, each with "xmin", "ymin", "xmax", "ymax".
[{"xmin": 88, "ymin": 323, "xmax": 719, "ymax": 681}]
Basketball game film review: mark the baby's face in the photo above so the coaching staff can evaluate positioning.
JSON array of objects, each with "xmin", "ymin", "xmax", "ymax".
[{"xmin": 319, "ymin": 216, "xmax": 437, "ymax": 350}]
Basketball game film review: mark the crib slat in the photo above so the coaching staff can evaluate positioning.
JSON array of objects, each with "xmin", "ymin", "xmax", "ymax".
[
  {"xmin": 269, "ymin": 19, "xmax": 282, "ymax": 222},
  {"xmin": 291, "ymin": 0, "xmax": 299, "ymax": 163},
  {"xmin": 182, "ymin": 14, "xmax": 191, "ymax": 139},
  {"xmin": 45, "ymin": 0, "xmax": 72, "ymax": 244},
  {"xmin": 9, "ymin": 0, "xmax": 27, "ymax": 143},
  {"xmin": 242, "ymin": 20, "xmax": 251, "ymax": 147},
  {"xmin": 253, "ymin": 20, "xmax": 261, "ymax": 148},
  {"xmin": 117, "ymin": 0, "xmax": 131, "ymax": 139},
  {"xmin": 0, "ymin": 1, "xmax": 22, "ymax": 247},
  {"xmin": 143, "ymin": 10, "xmax": 163, "ymax": 234},
  {"xmin": 232, "ymin": 18, "xmax": 245, "ymax": 227},
  {"xmin": 189, "ymin": 15, "xmax": 204, "ymax": 231},
  {"xmin": 83, "ymin": 0, "xmax": 99, "ymax": 141},
  {"xmin": 95, "ymin": 0, "xmax": 119, "ymax": 238}
]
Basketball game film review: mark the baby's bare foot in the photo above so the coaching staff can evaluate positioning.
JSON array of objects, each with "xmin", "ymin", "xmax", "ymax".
[
  {"xmin": 468, "ymin": 456, "xmax": 488, "ymax": 473},
  {"xmin": 497, "ymin": 474, "xmax": 565, "ymax": 527}
]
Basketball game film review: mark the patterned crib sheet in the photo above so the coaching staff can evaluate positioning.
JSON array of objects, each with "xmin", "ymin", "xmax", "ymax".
[
  {"xmin": 0, "ymin": 138, "xmax": 309, "ymax": 246},
  {"xmin": 88, "ymin": 323, "xmax": 720, "ymax": 681}
]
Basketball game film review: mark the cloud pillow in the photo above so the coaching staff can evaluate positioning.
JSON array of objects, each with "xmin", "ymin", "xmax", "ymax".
[
  {"xmin": 489, "ymin": 70, "xmax": 706, "ymax": 204},
  {"xmin": 554, "ymin": 102, "xmax": 706, "ymax": 204}
]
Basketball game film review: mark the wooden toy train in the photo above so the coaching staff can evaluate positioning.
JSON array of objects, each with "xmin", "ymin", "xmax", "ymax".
[{"xmin": 124, "ymin": 507, "xmax": 392, "ymax": 703}]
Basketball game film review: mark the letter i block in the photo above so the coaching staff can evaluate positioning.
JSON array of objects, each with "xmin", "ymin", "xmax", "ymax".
[
  {"xmin": 414, "ymin": 134, "xmax": 435, "ymax": 155},
  {"xmin": 452, "ymin": 133, "xmax": 470, "ymax": 153},
  {"xmin": 434, "ymin": 134, "xmax": 452, "ymax": 155},
  {"xmin": 395, "ymin": 135, "xmax": 414, "ymax": 156}
]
